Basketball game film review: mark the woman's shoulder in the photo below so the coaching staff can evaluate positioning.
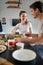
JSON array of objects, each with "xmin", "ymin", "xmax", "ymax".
[
  {"xmin": 27, "ymin": 21, "xmax": 32, "ymax": 24},
  {"xmin": 16, "ymin": 23, "xmax": 21, "ymax": 25}
]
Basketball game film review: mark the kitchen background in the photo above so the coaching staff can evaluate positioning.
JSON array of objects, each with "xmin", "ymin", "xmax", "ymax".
[{"xmin": 0, "ymin": 0, "xmax": 43, "ymax": 34}]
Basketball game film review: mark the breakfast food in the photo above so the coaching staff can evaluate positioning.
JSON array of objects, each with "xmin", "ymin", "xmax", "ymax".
[
  {"xmin": 0, "ymin": 45, "xmax": 6, "ymax": 53},
  {"xmin": 14, "ymin": 34, "xmax": 24, "ymax": 38},
  {"xmin": 0, "ymin": 36, "xmax": 2, "ymax": 40},
  {"xmin": 0, "ymin": 40, "xmax": 5, "ymax": 44}
]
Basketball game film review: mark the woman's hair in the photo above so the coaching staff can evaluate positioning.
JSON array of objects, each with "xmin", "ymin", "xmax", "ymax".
[
  {"xmin": 19, "ymin": 11, "xmax": 27, "ymax": 16},
  {"xmin": 19, "ymin": 11, "xmax": 28, "ymax": 24},
  {"xmin": 30, "ymin": 1, "xmax": 43, "ymax": 13}
]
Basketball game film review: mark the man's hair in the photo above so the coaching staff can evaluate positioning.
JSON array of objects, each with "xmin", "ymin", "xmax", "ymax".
[{"xmin": 30, "ymin": 1, "xmax": 43, "ymax": 12}]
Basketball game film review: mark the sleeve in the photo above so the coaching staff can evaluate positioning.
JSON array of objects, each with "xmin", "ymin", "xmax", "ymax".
[
  {"xmin": 28, "ymin": 22, "xmax": 32, "ymax": 28},
  {"xmin": 27, "ymin": 22, "xmax": 33, "ymax": 32}
]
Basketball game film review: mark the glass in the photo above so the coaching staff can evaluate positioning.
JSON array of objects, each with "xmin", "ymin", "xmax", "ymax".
[{"xmin": 8, "ymin": 39, "xmax": 16, "ymax": 50}]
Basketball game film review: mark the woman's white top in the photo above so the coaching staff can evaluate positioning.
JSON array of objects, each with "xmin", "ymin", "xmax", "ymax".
[{"xmin": 15, "ymin": 22, "xmax": 32, "ymax": 33}]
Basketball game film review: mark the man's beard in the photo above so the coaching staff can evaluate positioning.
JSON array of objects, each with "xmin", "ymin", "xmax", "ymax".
[{"xmin": 34, "ymin": 14, "xmax": 39, "ymax": 19}]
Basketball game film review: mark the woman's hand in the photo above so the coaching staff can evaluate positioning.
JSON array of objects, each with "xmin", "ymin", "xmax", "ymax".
[{"xmin": 25, "ymin": 32, "xmax": 32, "ymax": 36}]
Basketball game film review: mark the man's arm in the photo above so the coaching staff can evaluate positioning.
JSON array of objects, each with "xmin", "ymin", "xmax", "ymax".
[
  {"xmin": 21, "ymin": 33, "xmax": 43, "ymax": 44},
  {"xmin": 25, "ymin": 33, "xmax": 38, "ymax": 38},
  {"xmin": 15, "ymin": 33, "xmax": 43, "ymax": 44}
]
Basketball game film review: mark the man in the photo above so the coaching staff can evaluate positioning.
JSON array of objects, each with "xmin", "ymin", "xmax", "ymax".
[{"xmin": 15, "ymin": 1, "xmax": 43, "ymax": 59}]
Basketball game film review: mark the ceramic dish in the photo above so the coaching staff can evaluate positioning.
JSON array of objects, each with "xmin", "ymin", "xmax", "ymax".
[
  {"xmin": 12, "ymin": 49, "xmax": 36, "ymax": 61},
  {"xmin": 0, "ymin": 45, "xmax": 6, "ymax": 53}
]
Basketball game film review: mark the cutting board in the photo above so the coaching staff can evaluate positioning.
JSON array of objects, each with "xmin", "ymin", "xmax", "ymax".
[{"xmin": 0, "ymin": 57, "xmax": 14, "ymax": 65}]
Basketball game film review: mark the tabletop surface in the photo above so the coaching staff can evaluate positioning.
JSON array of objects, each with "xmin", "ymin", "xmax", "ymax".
[
  {"xmin": 0, "ymin": 44, "xmax": 43, "ymax": 65},
  {"xmin": 0, "ymin": 34, "xmax": 43, "ymax": 65}
]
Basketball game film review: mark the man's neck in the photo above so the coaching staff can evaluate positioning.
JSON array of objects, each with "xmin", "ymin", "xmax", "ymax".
[{"xmin": 37, "ymin": 13, "xmax": 43, "ymax": 20}]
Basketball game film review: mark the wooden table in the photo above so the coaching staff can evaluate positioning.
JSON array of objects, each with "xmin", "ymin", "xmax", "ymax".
[{"xmin": 0, "ymin": 57, "xmax": 14, "ymax": 65}]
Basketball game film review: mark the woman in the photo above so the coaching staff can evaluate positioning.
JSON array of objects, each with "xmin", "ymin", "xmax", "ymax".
[{"xmin": 10, "ymin": 11, "xmax": 32, "ymax": 37}]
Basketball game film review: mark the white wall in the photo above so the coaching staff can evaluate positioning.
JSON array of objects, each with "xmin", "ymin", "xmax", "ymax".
[{"xmin": 0, "ymin": 0, "xmax": 43, "ymax": 34}]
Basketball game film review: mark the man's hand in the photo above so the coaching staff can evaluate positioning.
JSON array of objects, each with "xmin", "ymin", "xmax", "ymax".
[{"xmin": 14, "ymin": 38, "xmax": 22, "ymax": 43}]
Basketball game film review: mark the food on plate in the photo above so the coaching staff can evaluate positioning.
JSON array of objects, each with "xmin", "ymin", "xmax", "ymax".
[
  {"xmin": 0, "ymin": 36, "xmax": 2, "ymax": 40},
  {"xmin": 14, "ymin": 34, "xmax": 24, "ymax": 38},
  {"xmin": 0, "ymin": 45, "xmax": 6, "ymax": 53},
  {"xmin": 0, "ymin": 40, "xmax": 5, "ymax": 44}
]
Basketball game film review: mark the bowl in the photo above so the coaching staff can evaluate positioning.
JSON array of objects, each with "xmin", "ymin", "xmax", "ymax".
[
  {"xmin": 12, "ymin": 49, "xmax": 36, "ymax": 65},
  {"xmin": 16, "ymin": 43, "xmax": 24, "ymax": 49}
]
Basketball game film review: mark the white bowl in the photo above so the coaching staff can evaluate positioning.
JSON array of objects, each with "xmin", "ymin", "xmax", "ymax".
[{"xmin": 16, "ymin": 43, "xmax": 24, "ymax": 49}]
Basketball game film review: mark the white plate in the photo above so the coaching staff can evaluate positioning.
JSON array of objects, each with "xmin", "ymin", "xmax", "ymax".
[
  {"xmin": 0, "ymin": 45, "xmax": 6, "ymax": 53},
  {"xmin": 12, "ymin": 49, "xmax": 36, "ymax": 61}
]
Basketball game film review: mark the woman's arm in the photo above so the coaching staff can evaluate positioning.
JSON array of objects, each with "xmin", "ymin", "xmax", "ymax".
[
  {"xmin": 10, "ymin": 23, "xmax": 20, "ymax": 37},
  {"xmin": 10, "ymin": 27, "xmax": 18, "ymax": 37}
]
